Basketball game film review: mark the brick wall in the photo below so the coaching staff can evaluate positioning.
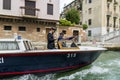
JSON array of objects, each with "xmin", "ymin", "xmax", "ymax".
[
  {"xmin": 58, "ymin": 26, "xmax": 87, "ymax": 42},
  {"xmin": 0, "ymin": 21, "xmax": 87, "ymax": 49},
  {"xmin": 0, "ymin": 21, "xmax": 86, "ymax": 41}
]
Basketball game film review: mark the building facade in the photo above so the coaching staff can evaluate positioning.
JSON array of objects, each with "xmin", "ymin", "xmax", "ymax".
[
  {"xmin": 60, "ymin": 0, "xmax": 83, "ymax": 25},
  {"xmin": 82, "ymin": 0, "xmax": 120, "ymax": 41},
  {"xmin": 60, "ymin": 0, "xmax": 87, "ymax": 43},
  {"xmin": 0, "ymin": 0, "xmax": 59, "ymax": 42}
]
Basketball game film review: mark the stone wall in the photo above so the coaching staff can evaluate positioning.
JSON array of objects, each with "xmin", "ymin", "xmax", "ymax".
[
  {"xmin": 58, "ymin": 26, "xmax": 87, "ymax": 42},
  {"xmin": 0, "ymin": 20, "xmax": 54, "ymax": 42},
  {"xmin": 0, "ymin": 20, "xmax": 86, "ymax": 49}
]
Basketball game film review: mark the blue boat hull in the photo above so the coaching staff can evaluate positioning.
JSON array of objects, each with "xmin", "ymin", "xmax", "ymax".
[{"xmin": 0, "ymin": 50, "xmax": 102, "ymax": 76}]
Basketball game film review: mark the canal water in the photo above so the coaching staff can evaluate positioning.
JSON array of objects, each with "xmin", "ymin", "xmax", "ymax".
[{"xmin": 2, "ymin": 51, "xmax": 120, "ymax": 80}]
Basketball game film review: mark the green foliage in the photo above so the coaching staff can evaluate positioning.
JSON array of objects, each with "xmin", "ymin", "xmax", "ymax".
[
  {"xmin": 59, "ymin": 19, "xmax": 75, "ymax": 26},
  {"xmin": 65, "ymin": 8, "xmax": 80, "ymax": 24},
  {"xmin": 71, "ymin": 22, "xmax": 75, "ymax": 26},
  {"xmin": 82, "ymin": 24, "xmax": 88, "ymax": 30},
  {"xmin": 107, "ymin": 0, "xmax": 112, "ymax": 2}
]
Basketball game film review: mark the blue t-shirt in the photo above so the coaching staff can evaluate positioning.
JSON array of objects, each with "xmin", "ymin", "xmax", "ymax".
[{"xmin": 58, "ymin": 36, "xmax": 63, "ymax": 41}]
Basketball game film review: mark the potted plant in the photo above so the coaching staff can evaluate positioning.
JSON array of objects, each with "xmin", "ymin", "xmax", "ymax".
[{"xmin": 82, "ymin": 24, "xmax": 88, "ymax": 30}]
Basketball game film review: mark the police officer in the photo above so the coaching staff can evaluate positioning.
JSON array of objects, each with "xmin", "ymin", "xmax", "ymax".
[{"xmin": 47, "ymin": 27, "xmax": 56, "ymax": 49}]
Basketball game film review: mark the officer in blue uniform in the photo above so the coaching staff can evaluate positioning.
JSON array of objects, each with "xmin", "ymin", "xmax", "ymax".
[{"xmin": 47, "ymin": 27, "xmax": 56, "ymax": 49}]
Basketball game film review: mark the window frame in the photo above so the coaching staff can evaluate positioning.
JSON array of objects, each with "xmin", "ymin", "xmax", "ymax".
[
  {"xmin": 47, "ymin": 4, "xmax": 53, "ymax": 15},
  {"xmin": 3, "ymin": 0, "xmax": 11, "ymax": 10},
  {"xmin": 88, "ymin": 0, "xmax": 92, "ymax": 3},
  {"xmin": 88, "ymin": 30, "xmax": 92, "ymax": 36},
  {"xmin": 88, "ymin": 8, "xmax": 92, "ymax": 14},
  {"xmin": 62, "ymin": 30, "xmax": 67, "ymax": 34},
  {"xmin": 4, "ymin": 25, "xmax": 12, "ymax": 31},
  {"xmin": 25, "ymin": 0, "xmax": 36, "ymax": 16},
  {"xmin": 0, "ymin": 41, "xmax": 19, "ymax": 50},
  {"xmin": 18, "ymin": 26, "xmax": 26, "ymax": 31},
  {"xmin": 36, "ymin": 28, "xmax": 40, "ymax": 32},
  {"xmin": 88, "ymin": 19, "xmax": 92, "ymax": 25}
]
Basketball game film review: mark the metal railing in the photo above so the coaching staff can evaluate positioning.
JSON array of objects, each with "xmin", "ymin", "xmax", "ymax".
[{"xmin": 20, "ymin": 6, "xmax": 40, "ymax": 18}]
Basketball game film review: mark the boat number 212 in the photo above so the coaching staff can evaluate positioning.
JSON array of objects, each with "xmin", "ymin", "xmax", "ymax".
[{"xmin": 67, "ymin": 53, "xmax": 76, "ymax": 58}]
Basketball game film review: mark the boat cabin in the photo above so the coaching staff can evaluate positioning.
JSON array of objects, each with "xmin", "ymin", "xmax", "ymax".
[
  {"xmin": 0, "ymin": 38, "xmax": 33, "ymax": 51},
  {"xmin": 0, "ymin": 38, "xmax": 80, "ymax": 52}
]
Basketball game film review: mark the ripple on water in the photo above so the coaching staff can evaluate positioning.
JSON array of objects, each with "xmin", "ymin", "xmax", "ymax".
[
  {"xmin": 57, "ymin": 65, "xmax": 109, "ymax": 80},
  {"xmin": 58, "ymin": 51, "xmax": 120, "ymax": 80},
  {"xmin": 3, "ymin": 74, "xmax": 55, "ymax": 80}
]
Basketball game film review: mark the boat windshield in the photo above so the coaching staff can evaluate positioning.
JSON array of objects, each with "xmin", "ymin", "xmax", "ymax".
[{"xmin": 0, "ymin": 41, "xmax": 19, "ymax": 50}]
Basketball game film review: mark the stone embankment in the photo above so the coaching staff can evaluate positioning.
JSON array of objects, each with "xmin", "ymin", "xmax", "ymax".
[
  {"xmin": 32, "ymin": 41, "xmax": 47, "ymax": 50},
  {"xmin": 32, "ymin": 41, "xmax": 120, "ymax": 51},
  {"xmin": 81, "ymin": 42, "xmax": 120, "ymax": 51},
  {"xmin": 102, "ymin": 43, "xmax": 120, "ymax": 51}
]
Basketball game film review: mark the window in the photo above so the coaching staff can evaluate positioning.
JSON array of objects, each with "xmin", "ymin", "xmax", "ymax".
[
  {"xmin": 19, "ymin": 26, "xmax": 26, "ymax": 31},
  {"xmin": 114, "ymin": 6, "xmax": 116, "ymax": 12},
  {"xmin": 73, "ymin": 30, "xmax": 79, "ymax": 36},
  {"xmin": 3, "ymin": 0, "xmax": 11, "ymax": 10},
  {"xmin": 4, "ymin": 26, "xmax": 12, "ymax": 31},
  {"xmin": 47, "ymin": 4, "xmax": 53, "ymax": 15},
  {"xmin": 88, "ymin": 30, "xmax": 92, "ymax": 36},
  {"xmin": 0, "ymin": 42, "xmax": 19, "ymax": 50},
  {"xmin": 73, "ymin": 30, "xmax": 79, "ymax": 42},
  {"xmin": 37, "ymin": 28, "xmax": 40, "ymax": 32},
  {"xmin": 88, "ymin": 8, "xmax": 92, "ymax": 14},
  {"xmin": 119, "ymin": 6, "xmax": 120, "ymax": 12},
  {"xmin": 88, "ymin": 19, "xmax": 92, "ymax": 25},
  {"xmin": 88, "ymin": 0, "xmax": 92, "ymax": 3},
  {"xmin": 62, "ymin": 30, "xmax": 66, "ymax": 34},
  {"xmin": 25, "ymin": 0, "xmax": 36, "ymax": 16}
]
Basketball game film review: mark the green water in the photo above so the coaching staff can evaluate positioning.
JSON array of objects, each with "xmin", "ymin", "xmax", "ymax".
[{"xmin": 2, "ymin": 51, "xmax": 120, "ymax": 80}]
